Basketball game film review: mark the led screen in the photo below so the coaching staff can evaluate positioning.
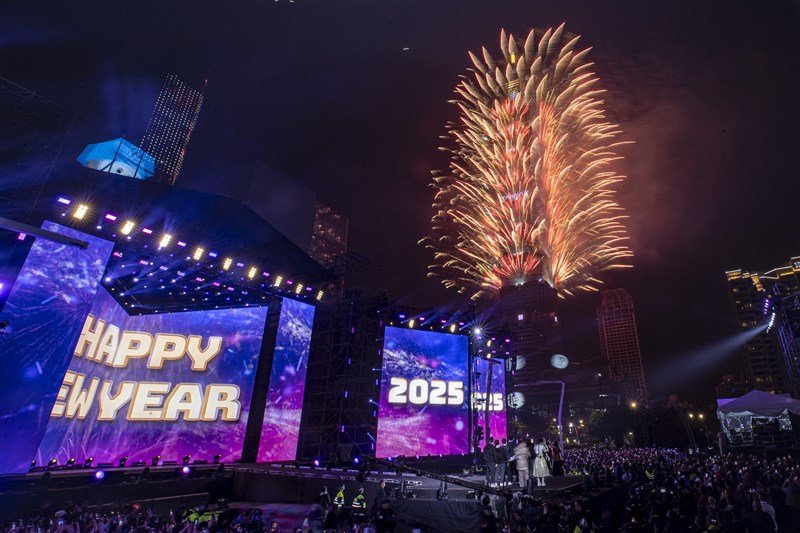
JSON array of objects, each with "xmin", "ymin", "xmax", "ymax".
[
  {"xmin": 0, "ymin": 222, "xmax": 114, "ymax": 474},
  {"xmin": 257, "ymin": 298, "xmax": 315, "ymax": 462},
  {"xmin": 473, "ymin": 357, "xmax": 507, "ymax": 448},
  {"xmin": 376, "ymin": 327, "xmax": 469, "ymax": 457},
  {"xmin": 36, "ymin": 286, "xmax": 269, "ymax": 465}
]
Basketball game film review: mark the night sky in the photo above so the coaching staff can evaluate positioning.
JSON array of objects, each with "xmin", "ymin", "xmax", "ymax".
[{"xmin": 3, "ymin": 1, "xmax": 798, "ymax": 405}]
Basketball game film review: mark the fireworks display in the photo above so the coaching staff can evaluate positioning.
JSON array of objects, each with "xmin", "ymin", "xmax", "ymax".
[{"xmin": 422, "ymin": 25, "xmax": 633, "ymax": 298}]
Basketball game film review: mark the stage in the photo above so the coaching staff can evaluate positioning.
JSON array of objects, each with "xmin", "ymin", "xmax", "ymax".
[{"xmin": 1, "ymin": 461, "xmax": 597, "ymax": 532}]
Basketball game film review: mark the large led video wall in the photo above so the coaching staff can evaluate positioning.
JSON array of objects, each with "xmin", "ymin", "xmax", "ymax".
[
  {"xmin": 0, "ymin": 219, "xmax": 314, "ymax": 473},
  {"xmin": 257, "ymin": 298, "xmax": 315, "ymax": 462},
  {"xmin": 376, "ymin": 327, "xmax": 469, "ymax": 458},
  {"xmin": 473, "ymin": 357, "xmax": 507, "ymax": 448},
  {"xmin": 0, "ymin": 222, "xmax": 114, "ymax": 474},
  {"xmin": 35, "ymin": 287, "xmax": 269, "ymax": 466}
]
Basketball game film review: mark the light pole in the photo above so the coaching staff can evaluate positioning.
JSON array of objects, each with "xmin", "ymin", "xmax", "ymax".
[{"xmin": 519, "ymin": 380, "xmax": 566, "ymax": 452}]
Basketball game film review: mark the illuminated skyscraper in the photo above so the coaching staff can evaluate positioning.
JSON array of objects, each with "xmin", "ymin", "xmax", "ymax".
[
  {"xmin": 141, "ymin": 74, "xmax": 203, "ymax": 185},
  {"xmin": 597, "ymin": 288, "xmax": 647, "ymax": 403},
  {"xmin": 726, "ymin": 256, "xmax": 800, "ymax": 394},
  {"xmin": 309, "ymin": 201, "xmax": 349, "ymax": 268}
]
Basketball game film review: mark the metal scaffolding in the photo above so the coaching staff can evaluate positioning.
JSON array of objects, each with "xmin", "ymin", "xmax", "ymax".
[{"xmin": 298, "ymin": 289, "xmax": 387, "ymax": 463}]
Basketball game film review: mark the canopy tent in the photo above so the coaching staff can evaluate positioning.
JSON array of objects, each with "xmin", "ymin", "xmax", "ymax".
[
  {"xmin": 717, "ymin": 390, "xmax": 800, "ymax": 447},
  {"xmin": 717, "ymin": 389, "xmax": 800, "ymax": 417}
]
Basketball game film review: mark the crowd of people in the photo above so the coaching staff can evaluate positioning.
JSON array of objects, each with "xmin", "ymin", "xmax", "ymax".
[
  {"xmin": 5, "ymin": 447, "xmax": 800, "ymax": 533},
  {"xmin": 0, "ymin": 501, "xmax": 277, "ymax": 533},
  {"xmin": 498, "ymin": 446, "xmax": 800, "ymax": 532}
]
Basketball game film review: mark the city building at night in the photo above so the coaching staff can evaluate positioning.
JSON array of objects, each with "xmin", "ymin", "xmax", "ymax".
[
  {"xmin": 308, "ymin": 200, "xmax": 349, "ymax": 268},
  {"xmin": 596, "ymin": 288, "xmax": 648, "ymax": 404},
  {"xmin": 726, "ymin": 256, "xmax": 800, "ymax": 395},
  {"xmin": 141, "ymin": 74, "xmax": 203, "ymax": 185}
]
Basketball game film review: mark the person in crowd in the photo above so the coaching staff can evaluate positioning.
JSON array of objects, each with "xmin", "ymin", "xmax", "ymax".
[
  {"xmin": 479, "ymin": 495, "xmax": 497, "ymax": 533},
  {"xmin": 503, "ymin": 438, "xmax": 516, "ymax": 486},
  {"xmin": 303, "ymin": 496, "xmax": 325, "ymax": 533},
  {"xmin": 532, "ymin": 437, "xmax": 551, "ymax": 487},
  {"xmin": 512, "ymin": 439, "xmax": 531, "ymax": 491},
  {"xmin": 374, "ymin": 500, "xmax": 397, "ymax": 533}
]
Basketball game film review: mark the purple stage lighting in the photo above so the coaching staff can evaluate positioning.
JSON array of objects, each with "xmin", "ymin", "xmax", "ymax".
[
  {"xmin": 94, "ymin": 471, "xmax": 105, "ymax": 480},
  {"xmin": 181, "ymin": 466, "xmax": 191, "ymax": 475}
]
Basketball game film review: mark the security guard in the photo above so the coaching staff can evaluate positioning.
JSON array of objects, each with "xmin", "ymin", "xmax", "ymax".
[
  {"xmin": 334, "ymin": 484, "xmax": 346, "ymax": 510},
  {"xmin": 351, "ymin": 487, "xmax": 367, "ymax": 524}
]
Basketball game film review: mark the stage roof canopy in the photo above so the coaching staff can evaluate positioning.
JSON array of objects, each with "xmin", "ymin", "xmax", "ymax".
[{"xmin": 1, "ymin": 166, "xmax": 334, "ymax": 314}]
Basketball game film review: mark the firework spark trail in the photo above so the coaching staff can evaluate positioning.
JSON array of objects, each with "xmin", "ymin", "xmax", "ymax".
[{"xmin": 422, "ymin": 25, "xmax": 633, "ymax": 298}]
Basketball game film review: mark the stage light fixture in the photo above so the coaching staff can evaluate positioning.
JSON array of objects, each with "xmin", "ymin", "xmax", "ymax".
[
  {"xmin": 72, "ymin": 204, "xmax": 89, "ymax": 220},
  {"xmin": 30, "ymin": 460, "xmax": 36, "ymax": 471},
  {"xmin": 409, "ymin": 319, "xmax": 415, "ymax": 328},
  {"xmin": 48, "ymin": 458, "xmax": 57, "ymax": 469},
  {"xmin": 247, "ymin": 267, "xmax": 257, "ymax": 280},
  {"xmin": 118, "ymin": 456, "xmax": 128, "ymax": 467},
  {"xmin": 213, "ymin": 454, "xmax": 222, "ymax": 464},
  {"xmin": 182, "ymin": 454, "xmax": 192, "ymax": 465},
  {"xmin": 83, "ymin": 457, "xmax": 93, "ymax": 468},
  {"xmin": 159, "ymin": 234, "xmax": 172, "ymax": 248},
  {"xmin": 151, "ymin": 455, "xmax": 161, "ymax": 466},
  {"xmin": 274, "ymin": 275, "xmax": 283, "ymax": 287},
  {"xmin": 66, "ymin": 457, "xmax": 76, "ymax": 467},
  {"xmin": 295, "ymin": 283, "xmax": 303, "ymax": 294},
  {"xmin": 449, "ymin": 324, "xmax": 456, "ymax": 333},
  {"xmin": 222, "ymin": 258, "xmax": 232, "ymax": 270},
  {"xmin": 473, "ymin": 327, "xmax": 482, "ymax": 335},
  {"xmin": 94, "ymin": 470, "xmax": 105, "ymax": 480},
  {"xmin": 181, "ymin": 466, "xmax": 191, "ymax": 475},
  {"xmin": 191, "ymin": 247, "xmax": 205, "ymax": 261},
  {"xmin": 316, "ymin": 290, "xmax": 323, "ymax": 301}
]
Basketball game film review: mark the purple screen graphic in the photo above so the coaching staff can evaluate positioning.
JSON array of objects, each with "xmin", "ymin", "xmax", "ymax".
[
  {"xmin": 36, "ymin": 287, "xmax": 268, "ymax": 465},
  {"xmin": 258, "ymin": 298, "xmax": 315, "ymax": 462},
  {"xmin": 0, "ymin": 222, "xmax": 113, "ymax": 474},
  {"xmin": 376, "ymin": 327, "xmax": 469, "ymax": 458},
  {"xmin": 473, "ymin": 358, "xmax": 507, "ymax": 448}
]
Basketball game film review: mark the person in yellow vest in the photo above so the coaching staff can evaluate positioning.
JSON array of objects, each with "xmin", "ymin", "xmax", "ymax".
[
  {"xmin": 352, "ymin": 487, "xmax": 367, "ymax": 525},
  {"xmin": 334, "ymin": 484, "xmax": 346, "ymax": 510}
]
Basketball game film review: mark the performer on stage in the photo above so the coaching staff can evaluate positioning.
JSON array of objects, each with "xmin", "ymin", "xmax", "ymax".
[
  {"xmin": 511, "ymin": 439, "xmax": 530, "ymax": 490},
  {"xmin": 532, "ymin": 438, "xmax": 551, "ymax": 487}
]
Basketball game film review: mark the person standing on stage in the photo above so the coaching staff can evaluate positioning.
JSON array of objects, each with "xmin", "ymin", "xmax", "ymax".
[
  {"xmin": 511, "ymin": 440, "xmax": 531, "ymax": 490},
  {"xmin": 532, "ymin": 438, "xmax": 551, "ymax": 487},
  {"xmin": 493, "ymin": 439, "xmax": 507, "ymax": 486},
  {"xmin": 484, "ymin": 439, "xmax": 497, "ymax": 487},
  {"xmin": 551, "ymin": 442, "xmax": 563, "ymax": 477},
  {"xmin": 503, "ymin": 438, "xmax": 515, "ymax": 485}
]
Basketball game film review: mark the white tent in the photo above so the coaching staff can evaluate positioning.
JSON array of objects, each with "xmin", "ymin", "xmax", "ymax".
[{"xmin": 717, "ymin": 389, "xmax": 800, "ymax": 417}]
